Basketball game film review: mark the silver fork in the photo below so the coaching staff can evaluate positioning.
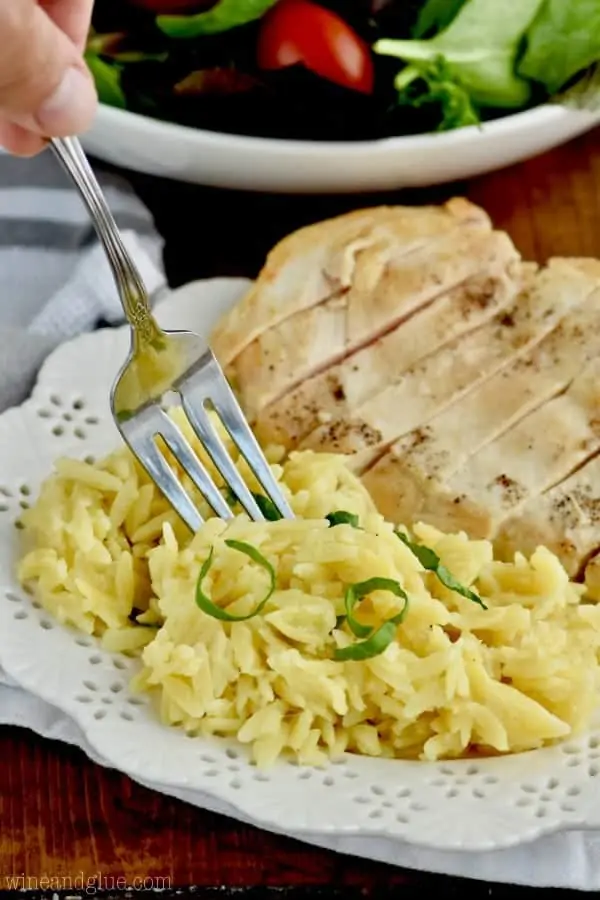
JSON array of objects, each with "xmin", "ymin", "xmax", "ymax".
[{"xmin": 50, "ymin": 136, "xmax": 294, "ymax": 531}]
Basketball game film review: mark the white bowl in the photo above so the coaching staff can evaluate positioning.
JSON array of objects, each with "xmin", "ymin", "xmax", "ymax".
[{"xmin": 82, "ymin": 101, "xmax": 600, "ymax": 193}]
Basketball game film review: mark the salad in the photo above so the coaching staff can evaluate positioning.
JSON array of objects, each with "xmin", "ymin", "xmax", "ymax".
[{"xmin": 88, "ymin": 0, "xmax": 600, "ymax": 142}]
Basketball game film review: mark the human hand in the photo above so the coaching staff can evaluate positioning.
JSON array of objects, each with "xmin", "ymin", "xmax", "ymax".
[{"xmin": 0, "ymin": 1, "xmax": 97, "ymax": 156}]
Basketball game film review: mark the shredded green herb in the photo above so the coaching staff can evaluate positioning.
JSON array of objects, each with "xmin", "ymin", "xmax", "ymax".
[
  {"xmin": 326, "ymin": 510, "xmax": 360, "ymax": 529},
  {"xmin": 396, "ymin": 530, "xmax": 487, "ymax": 609},
  {"xmin": 223, "ymin": 486, "xmax": 238, "ymax": 508},
  {"xmin": 222, "ymin": 489, "xmax": 283, "ymax": 521},
  {"xmin": 335, "ymin": 619, "xmax": 406, "ymax": 662},
  {"xmin": 195, "ymin": 539, "xmax": 275, "ymax": 621},
  {"xmin": 334, "ymin": 577, "xmax": 409, "ymax": 662},
  {"xmin": 253, "ymin": 493, "xmax": 283, "ymax": 521}
]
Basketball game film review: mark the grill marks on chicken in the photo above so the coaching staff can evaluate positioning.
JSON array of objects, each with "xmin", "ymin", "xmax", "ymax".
[
  {"xmin": 361, "ymin": 260, "xmax": 600, "ymax": 518},
  {"xmin": 212, "ymin": 198, "xmax": 490, "ymax": 370},
  {"xmin": 496, "ymin": 453, "xmax": 600, "ymax": 581},
  {"xmin": 255, "ymin": 233, "xmax": 521, "ymax": 450},
  {"xmin": 220, "ymin": 201, "xmax": 498, "ymax": 421},
  {"xmin": 299, "ymin": 260, "xmax": 583, "ymax": 465},
  {"xmin": 368, "ymin": 354, "xmax": 600, "ymax": 542},
  {"xmin": 210, "ymin": 200, "xmax": 600, "ymax": 584}
]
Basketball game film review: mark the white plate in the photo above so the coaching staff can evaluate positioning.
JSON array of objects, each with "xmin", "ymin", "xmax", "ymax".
[
  {"xmin": 1, "ymin": 277, "xmax": 600, "ymax": 853},
  {"xmin": 82, "ymin": 102, "xmax": 600, "ymax": 193}
]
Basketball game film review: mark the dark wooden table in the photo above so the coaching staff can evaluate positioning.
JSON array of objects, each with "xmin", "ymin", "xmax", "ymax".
[{"xmin": 1, "ymin": 127, "xmax": 599, "ymax": 898}]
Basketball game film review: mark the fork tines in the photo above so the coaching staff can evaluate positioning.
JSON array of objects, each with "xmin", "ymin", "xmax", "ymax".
[{"xmin": 117, "ymin": 350, "xmax": 294, "ymax": 533}]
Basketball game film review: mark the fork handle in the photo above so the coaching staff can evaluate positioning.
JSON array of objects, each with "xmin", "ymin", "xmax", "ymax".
[{"xmin": 50, "ymin": 136, "xmax": 163, "ymax": 348}]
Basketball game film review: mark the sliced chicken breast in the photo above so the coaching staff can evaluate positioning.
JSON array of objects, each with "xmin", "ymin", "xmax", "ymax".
[
  {"xmin": 366, "ymin": 354, "xmax": 600, "ymax": 541},
  {"xmin": 300, "ymin": 258, "xmax": 600, "ymax": 467},
  {"xmin": 228, "ymin": 215, "xmax": 498, "ymax": 421},
  {"xmin": 495, "ymin": 453, "xmax": 600, "ymax": 579},
  {"xmin": 211, "ymin": 198, "xmax": 490, "ymax": 370},
  {"xmin": 255, "ymin": 232, "xmax": 522, "ymax": 449},
  {"xmin": 363, "ymin": 271, "xmax": 600, "ymax": 525},
  {"xmin": 420, "ymin": 356, "xmax": 600, "ymax": 537},
  {"xmin": 210, "ymin": 194, "xmax": 600, "ymax": 584}
]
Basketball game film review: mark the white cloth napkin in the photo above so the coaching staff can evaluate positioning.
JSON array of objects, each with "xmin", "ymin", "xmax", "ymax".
[{"xmin": 1, "ymin": 150, "xmax": 600, "ymax": 890}]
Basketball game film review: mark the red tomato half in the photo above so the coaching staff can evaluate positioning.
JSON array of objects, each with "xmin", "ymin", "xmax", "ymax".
[
  {"xmin": 257, "ymin": 0, "xmax": 374, "ymax": 95},
  {"xmin": 129, "ymin": 0, "xmax": 211, "ymax": 12}
]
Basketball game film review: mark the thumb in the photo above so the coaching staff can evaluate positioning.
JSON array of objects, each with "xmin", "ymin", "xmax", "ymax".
[{"xmin": 0, "ymin": 1, "xmax": 97, "ymax": 137}]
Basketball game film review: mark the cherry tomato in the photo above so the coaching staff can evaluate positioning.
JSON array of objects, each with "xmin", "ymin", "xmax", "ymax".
[
  {"xmin": 128, "ymin": 0, "xmax": 212, "ymax": 12},
  {"xmin": 257, "ymin": 0, "xmax": 374, "ymax": 95}
]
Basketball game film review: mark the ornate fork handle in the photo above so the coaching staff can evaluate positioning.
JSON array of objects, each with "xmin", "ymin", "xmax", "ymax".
[{"xmin": 50, "ymin": 137, "xmax": 163, "ymax": 349}]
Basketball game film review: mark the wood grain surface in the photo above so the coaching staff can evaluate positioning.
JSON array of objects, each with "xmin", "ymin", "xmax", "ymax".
[
  {"xmin": 135, "ymin": 128, "xmax": 600, "ymax": 285},
  {"xmin": 0, "ymin": 126, "xmax": 599, "ymax": 892}
]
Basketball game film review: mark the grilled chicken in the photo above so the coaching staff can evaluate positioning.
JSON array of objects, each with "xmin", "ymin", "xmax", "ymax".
[
  {"xmin": 212, "ymin": 198, "xmax": 489, "ymax": 369},
  {"xmin": 210, "ymin": 200, "xmax": 600, "ymax": 584},
  {"xmin": 255, "ymin": 233, "xmax": 521, "ymax": 449},
  {"xmin": 299, "ymin": 259, "xmax": 597, "ymax": 467},
  {"xmin": 366, "ymin": 355, "xmax": 600, "ymax": 540},
  {"xmin": 496, "ymin": 453, "xmax": 600, "ymax": 580},
  {"xmin": 213, "ymin": 200, "xmax": 495, "ymax": 422},
  {"xmin": 361, "ymin": 260, "xmax": 600, "ymax": 516}
]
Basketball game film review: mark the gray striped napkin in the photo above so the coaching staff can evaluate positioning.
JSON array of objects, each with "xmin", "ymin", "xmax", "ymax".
[{"xmin": 0, "ymin": 149, "xmax": 166, "ymax": 412}]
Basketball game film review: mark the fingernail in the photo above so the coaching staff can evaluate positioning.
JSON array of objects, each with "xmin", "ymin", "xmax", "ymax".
[{"xmin": 35, "ymin": 66, "xmax": 97, "ymax": 134}]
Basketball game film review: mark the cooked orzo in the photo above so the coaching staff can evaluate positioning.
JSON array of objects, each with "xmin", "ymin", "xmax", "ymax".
[{"xmin": 17, "ymin": 410, "xmax": 600, "ymax": 767}]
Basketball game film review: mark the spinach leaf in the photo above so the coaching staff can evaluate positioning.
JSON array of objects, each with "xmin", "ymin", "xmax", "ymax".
[
  {"xmin": 157, "ymin": 0, "xmax": 279, "ymax": 38},
  {"xmin": 375, "ymin": 0, "xmax": 545, "ymax": 108},
  {"xmin": 519, "ymin": 0, "xmax": 600, "ymax": 94},
  {"xmin": 413, "ymin": 0, "xmax": 468, "ymax": 38},
  {"xmin": 84, "ymin": 53, "xmax": 126, "ymax": 109}
]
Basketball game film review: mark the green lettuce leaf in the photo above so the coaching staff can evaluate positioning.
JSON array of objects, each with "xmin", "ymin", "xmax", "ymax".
[
  {"xmin": 375, "ymin": 0, "xmax": 545, "ymax": 108},
  {"xmin": 413, "ymin": 0, "xmax": 468, "ymax": 38},
  {"xmin": 518, "ymin": 0, "xmax": 600, "ymax": 94},
  {"xmin": 157, "ymin": 0, "xmax": 279, "ymax": 38},
  {"xmin": 84, "ymin": 53, "xmax": 126, "ymax": 109},
  {"xmin": 555, "ymin": 63, "xmax": 600, "ymax": 110},
  {"xmin": 395, "ymin": 58, "xmax": 481, "ymax": 129}
]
